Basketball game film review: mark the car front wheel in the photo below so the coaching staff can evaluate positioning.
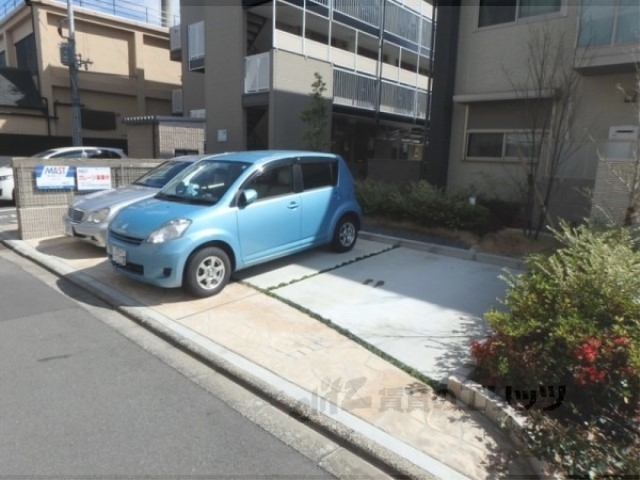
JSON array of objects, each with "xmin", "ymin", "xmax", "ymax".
[
  {"xmin": 331, "ymin": 215, "xmax": 358, "ymax": 252},
  {"xmin": 184, "ymin": 246, "xmax": 231, "ymax": 297}
]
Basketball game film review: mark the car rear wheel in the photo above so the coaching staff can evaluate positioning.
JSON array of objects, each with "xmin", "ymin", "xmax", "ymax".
[
  {"xmin": 331, "ymin": 215, "xmax": 358, "ymax": 252},
  {"xmin": 184, "ymin": 246, "xmax": 231, "ymax": 297}
]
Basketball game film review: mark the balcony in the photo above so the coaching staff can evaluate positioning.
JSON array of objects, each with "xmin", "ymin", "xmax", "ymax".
[
  {"xmin": 243, "ymin": 59, "xmax": 427, "ymax": 120},
  {"xmin": 575, "ymin": 1, "xmax": 640, "ymax": 75},
  {"xmin": 333, "ymin": 69, "xmax": 427, "ymax": 120}
]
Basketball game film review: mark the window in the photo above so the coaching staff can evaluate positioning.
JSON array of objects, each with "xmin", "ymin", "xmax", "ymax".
[
  {"xmin": 301, "ymin": 161, "xmax": 337, "ymax": 190},
  {"xmin": 464, "ymin": 100, "xmax": 550, "ymax": 161},
  {"xmin": 15, "ymin": 34, "xmax": 37, "ymax": 76},
  {"xmin": 467, "ymin": 132, "xmax": 504, "ymax": 158},
  {"xmin": 466, "ymin": 132, "xmax": 539, "ymax": 160},
  {"xmin": 244, "ymin": 164, "xmax": 293, "ymax": 200},
  {"xmin": 478, "ymin": 0, "xmax": 561, "ymax": 28},
  {"xmin": 0, "ymin": 51, "xmax": 6, "ymax": 67},
  {"xmin": 578, "ymin": 0, "xmax": 640, "ymax": 47},
  {"xmin": 188, "ymin": 21, "xmax": 204, "ymax": 71}
]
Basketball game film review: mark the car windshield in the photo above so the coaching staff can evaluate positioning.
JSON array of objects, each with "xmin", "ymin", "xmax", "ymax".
[
  {"xmin": 156, "ymin": 159, "xmax": 250, "ymax": 205},
  {"xmin": 33, "ymin": 149, "xmax": 60, "ymax": 158},
  {"xmin": 132, "ymin": 160, "xmax": 193, "ymax": 188}
]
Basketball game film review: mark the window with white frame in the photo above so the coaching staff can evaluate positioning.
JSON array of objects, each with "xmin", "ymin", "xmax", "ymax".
[
  {"xmin": 188, "ymin": 21, "xmax": 204, "ymax": 70},
  {"xmin": 478, "ymin": 0, "xmax": 562, "ymax": 28},
  {"xmin": 464, "ymin": 100, "xmax": 551, "ymax": 161}
]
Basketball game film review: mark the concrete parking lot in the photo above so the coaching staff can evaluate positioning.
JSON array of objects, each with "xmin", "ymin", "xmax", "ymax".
[{"xmin": 0, "ymin": 221, "xmax": 530, "ymax": 479}]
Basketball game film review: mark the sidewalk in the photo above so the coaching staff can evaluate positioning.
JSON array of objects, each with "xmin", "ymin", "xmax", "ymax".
[{"xmin": 0, "ymin": 220, "xmax": 535, "ymax": 479}]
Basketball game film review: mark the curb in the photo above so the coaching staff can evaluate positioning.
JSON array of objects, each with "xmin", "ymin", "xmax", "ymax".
[
  {"xmin": 359, "ymin": 231, "xmax": 526, "ymax": 271},
  {"xmin": 446, "ymin": 375, "xmax": 558, "ymax": 479},
  {"xmin": 1, "ymin": 234, "xmax": 465, "ymax": 480}
]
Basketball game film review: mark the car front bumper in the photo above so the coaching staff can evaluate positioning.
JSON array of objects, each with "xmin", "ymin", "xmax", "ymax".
[
  {"xmin": 106, "ymin": 235, "xmax": 189, "ymax": 289},
  {"xmin": 63, "ymin": 216, "xmax": 109, "ymax": 248}
]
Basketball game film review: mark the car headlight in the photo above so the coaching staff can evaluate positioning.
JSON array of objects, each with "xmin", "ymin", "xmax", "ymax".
[
  {"xmin": 0, "ymin": 175, "xmax": 12, "ymax": 181},
  {"xmin": 147, "ymin": 218, "xmax": 192, "ymax": 243},
  {"xmin": 86, "ymin": 208, "xmax": 110, "ymax": 224}
]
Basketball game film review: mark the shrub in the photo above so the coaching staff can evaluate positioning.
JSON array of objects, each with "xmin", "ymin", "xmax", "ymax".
[
  {"xmin": 471, "ymin": 222, "xmax": 640, "ymax": 476},
  {"xmin": 355, "ymin": 179, "xmax": 492, "ymax": 234},
  {"xmin": 354, "ymin": 178, "xmax": 398, "ymax": 216}
]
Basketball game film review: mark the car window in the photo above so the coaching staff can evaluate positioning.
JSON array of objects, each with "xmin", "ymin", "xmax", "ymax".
[
  {"xmin": 33, "ymin": 149, "xmax": 58, "ymax": 158},
  {"xmin": 301, "ymin": 160, "xmax": 337, "ymax": 190},
  {"xmin": 157, "ymin": 160, "xmax": 249, "ymax": 206},
  {"xmin": 133, "ymin": 160, "xmax": 192, "ymax": 188},
  {"xmin": 52, "ymin": 149, "xmax": 86, "ymax": 158},
  {"xmin": 86, "ymin": 149, "xmax": 117, "ymax": 159},
  {"xmin": 244, "ymin": 164, "xmax": 293, "ymax": 200}
]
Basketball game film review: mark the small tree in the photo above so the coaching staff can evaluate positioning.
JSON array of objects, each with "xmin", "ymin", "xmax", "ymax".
[
  {"xmin": 300, "ymin": 72, "xmax": 330, "ymax": 151},
  {"xmin": 504, "ymin": 25, "xmax": 589, "ymax": 239}
]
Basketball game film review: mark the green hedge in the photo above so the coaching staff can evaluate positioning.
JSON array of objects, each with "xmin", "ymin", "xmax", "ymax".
[{"xmin": 355, "ymin": 178, "xmax": 493, "ymax": 234}]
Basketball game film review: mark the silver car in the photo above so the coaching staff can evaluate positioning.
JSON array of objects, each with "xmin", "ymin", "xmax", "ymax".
[{"xmin": 64, "ymin": 155, "xmax": 206, "ymax": 248}]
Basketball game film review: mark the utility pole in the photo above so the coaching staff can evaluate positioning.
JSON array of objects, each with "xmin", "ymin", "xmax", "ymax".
[
  {"xmin": 67, "ymin": 0, "xmax": 82, "ymax": 145},
  {"xmin": 59, "ymin": 0, "xmax": 90, "ymax": 146}
]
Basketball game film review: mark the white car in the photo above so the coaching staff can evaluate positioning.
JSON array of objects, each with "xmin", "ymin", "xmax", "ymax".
[
  {"xmin": 0, "ymin": 165, "xmax": 14, "ymax": 202},
  {"xmin": 33, "ymin": 146, "xmax": 127, "ymax": 159}
]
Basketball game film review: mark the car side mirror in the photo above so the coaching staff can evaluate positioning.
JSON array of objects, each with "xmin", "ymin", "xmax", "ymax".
[{"xmin": 239, "ymin": 189, "xmax": 258, "ymax": 207}]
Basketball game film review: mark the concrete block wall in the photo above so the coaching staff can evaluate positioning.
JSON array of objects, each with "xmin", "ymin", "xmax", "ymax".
[
  {"xmin": 158, "ymin": 123, "xmax": 205, "ymax": 158},
  {"xmin": 12, "ymin": 157, "xmax": 161, "ymax": 240}
]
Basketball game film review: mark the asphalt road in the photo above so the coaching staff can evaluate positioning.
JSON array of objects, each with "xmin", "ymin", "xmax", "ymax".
[
  {"xmin": 0, "ymin": 205, "xmax": 16, "ymax": 226},
  {"xmin": 0, "ymin": 245, "xmax": 345, "ymax": 478}
]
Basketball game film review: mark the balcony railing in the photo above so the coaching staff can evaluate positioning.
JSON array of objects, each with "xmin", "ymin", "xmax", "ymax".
[
  {"xmin": 284, "ymin": 0, "xmax": 432, "ymax": 53},
  {"xmin": 333, "ymin": 69, "xmax": 427, "ymax": 120},
  {"xmin": 333, "ymin": 0, "xmax": 382, "ymax": 29},
  {"xmin": 1, "ymin": 0, "xmax": 179, "ymax": 26}
]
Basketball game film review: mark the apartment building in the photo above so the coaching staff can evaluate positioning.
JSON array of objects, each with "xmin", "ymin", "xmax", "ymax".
[
  {"xmin": 442, "ymin": 1, "xmax": 639, "ymax": 223},
  {"xmin": 0, "ymin": 0, "xmax": 181, "ymax": 155},
  {"xmin": 171, "ymin": 0, "xmax": 433, "ymax": 181}
]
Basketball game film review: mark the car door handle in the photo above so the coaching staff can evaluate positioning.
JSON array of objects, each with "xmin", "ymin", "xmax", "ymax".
[{"xmin": 287, "ymin": 202, "xmax": 299, "ymax": 210}]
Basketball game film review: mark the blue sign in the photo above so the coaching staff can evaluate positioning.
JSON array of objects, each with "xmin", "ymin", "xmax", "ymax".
[{"xmin": 35, "ymin": 165, "xmax": 76, "ymax": 190}]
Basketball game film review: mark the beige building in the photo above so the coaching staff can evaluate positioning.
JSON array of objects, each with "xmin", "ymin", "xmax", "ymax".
[
  {"xmin": 440, "ymin": 2, "xmax": 639, "ymax": 224},
  {"xmin": 0, "ymin": 0, "xmax": 181, "ymax": 155},
  {"xmin": 171, "ymin": 0, "xmax": 433, "ymax": 180}
]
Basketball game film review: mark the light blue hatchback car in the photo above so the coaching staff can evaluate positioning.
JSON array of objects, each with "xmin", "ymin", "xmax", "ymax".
[{"xmin": 106, "ymin": 150, "xmax": 362, "ymax": 297}]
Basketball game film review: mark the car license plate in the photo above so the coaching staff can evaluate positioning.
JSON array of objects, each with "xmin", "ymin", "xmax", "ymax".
[
  {"xmin": 112, "ymin": 246, "xmax": 127, "ymax": 266},
  {"xmin": 64, "ymin": 224, "xmax": 73, "ymax": 237}
]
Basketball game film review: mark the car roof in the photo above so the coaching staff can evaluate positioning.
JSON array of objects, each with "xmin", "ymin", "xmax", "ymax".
[
  {"xmin": 169, "ymin": 154, "xmax": 211, "ymax": 163},
  {"xmin": 33, "ymin": 146, "xmax": 127, "ymax": 157},
  {"xmin": 208, "ymin": 150, "xmax": 339, "ymax": 166}
]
